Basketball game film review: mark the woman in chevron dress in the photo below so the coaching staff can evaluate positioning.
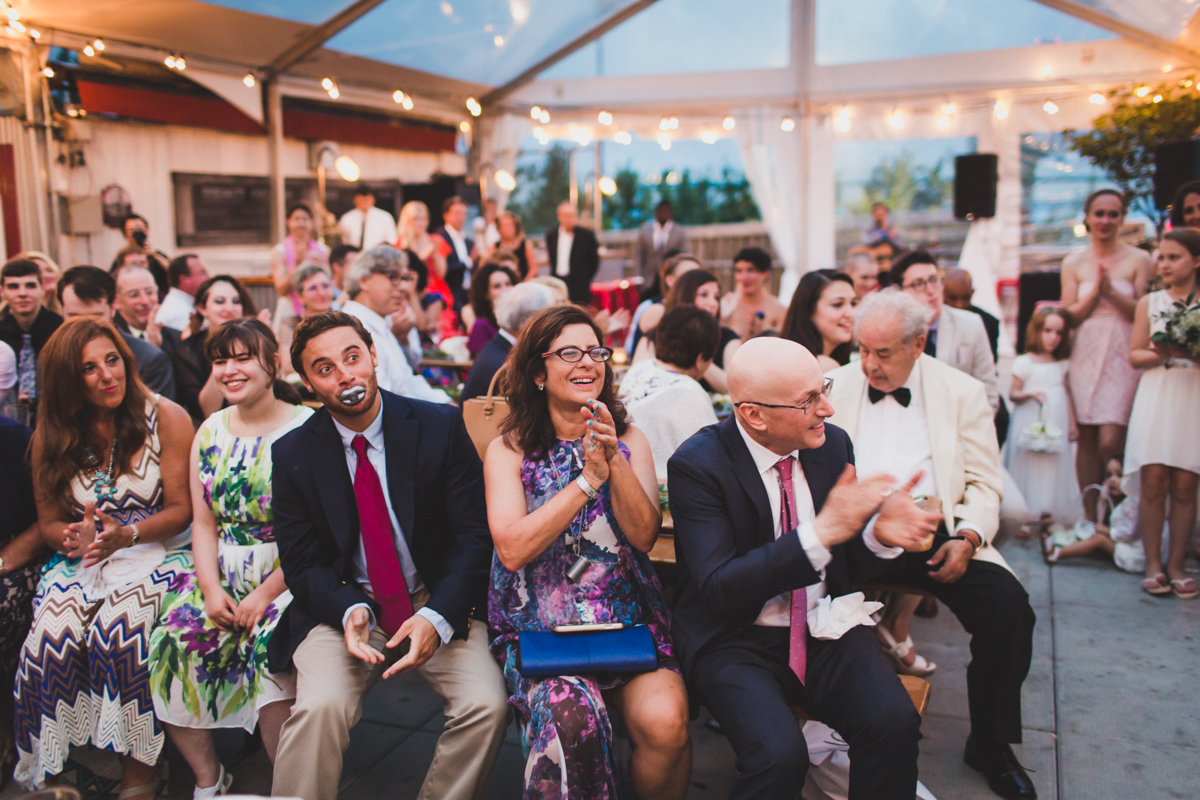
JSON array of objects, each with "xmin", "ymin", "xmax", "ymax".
[
  {"xmin": 12, "ymin": 318, "xmax": 195, "ymax": 800},
  {"xmin": 148, "ymin": 319, "xmax": 310, "ymax": 793}
]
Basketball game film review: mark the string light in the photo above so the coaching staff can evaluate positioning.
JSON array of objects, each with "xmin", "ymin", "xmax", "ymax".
[
  {"xmin": 165, "ymin": 56, "xmax": 177, "ymax": 68},
  {"xmin": 598, "ymin": 176, "xmax": 617, "ymax": 196},
  {"xmin": 780, "ymin": 116, "xmax": 795, "ymax": 132},
  {"xmin": 175, "ymin": 56, "xmax": 186, "ymax": 70},
  {"xmin": 659, "ymin": 117, "xmax": 670, "ymax": 131},
  {"xmin": 42, "ymin": 66, "xmax": 53, "ymax": 78},
  {"xmin": 402, "ymin": 95, "xmax": 414, "ymax": 110},
  {"xmin": 494, "ymin": 169, "xmax": 516, "ymax": 191},
  {"xmin": 887, "ymin": 109, "xmax": 905, "ymax": 129},
  {"xmin": 669, "ymin": 116, "xmax": 679, "ymax": 129},
  {"xmin": 614, "ymin": 130, "xmax": 632, "ymax": 145},
  {"xmin": 937, "ymin": 114, "xmax": 951, "ymax": 128},
  {"xmin": 993, "ymin": 100, "xmax": 1008, "ymax": 120},
  {"xmin": 722, "ymin": 116, "xmax": 735, "ymax": 130},
  {"xmin": 328, "ymin": 86, "xmax": 339, "ymax": 99},
  {"xmin": 5, "ymin": 8, "xmax": 18, "ymax": 21},
  {"xmin": 244, "ymin": 74, "xmax": 256, "ymax": 87},
  {"xmin": 657, "ymin": 132, "xmax": 671, "ymax": 150},
  {"xmin": 493, "ymin": 35, "xmax": 505, "ymax": 47},
  {"xmin": 530, "ymin": 105, "xmax": 541, "ymax": 120},
  {"xmin": 1040, "ymin": 65, "xmax": 1051, "ymax": 77},
  {"xmin": 1153, "ymin": 94, "xmax": 1163, "ymax": 103},
  {"xmin": 942, "ymin": 103, "xmax": 956, "ymax": 116},
  {"xmin": 466, "ymin": 97, "xmax": 482, "ymax": 116},
  {"xmin": 1135, "ymin": 86, "xmax": 1149, "ymax": 97},
  {"xmin": 1163, "ymin": 64, "xmax": 1173, "ymax": 73},
  {"xmin": 93, "ymin": 39, "xmax": 105, "ymax": 51},
  {"xmin": 321, "ymin": 78, "xmax": 334, "ymax": 90},
  {"xmin": 7, "ymin": 19, "xmax": 23, "ymax": 33},
  {"xmin": 1043, "ymin": 100, "xmax": 1059, "ymax": 115},
  {"xmin": 835, "ymin": 107, "xmax": 851, "ymax": 132},
  {"xmin": 83, "ymin": 45, "xmax": 95, "ymax": 57},
  {"xmin": 533, "ymin": 127, "xmax": 549, "ymax": 145},
  {"xmin": 539, "ymin": 109, "xmax": 549, "ymax": 123},
  {"xmin": 1089, "ymin": 93, "xmax": 1106, "ymax": 104},
  {"xmin": 28, "ymin": 29, "xmax": 40, "ymax": 39},
  {"xmin": 459, "ymin": 121, "xmax": 471, "ymax": 132},
  {"xmin": 393, "ymin": 90, "xmax": 405, "ymax": 103},
  {"xmin": 701, "ymin": 131, "xmax": 717, "ymax": 144},
  {"xmin": 597, "ymin": 110, "xmax": 612, "ymax": 125}
]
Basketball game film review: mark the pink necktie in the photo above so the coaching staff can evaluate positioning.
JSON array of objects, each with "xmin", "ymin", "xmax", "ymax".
[
  {"xmin": 352, "ymin": 435, "xmax": 414, "ymax": 635},
  {"xmin": 774, "ymin": 456, "xmax": 807, "ymax": 685}
]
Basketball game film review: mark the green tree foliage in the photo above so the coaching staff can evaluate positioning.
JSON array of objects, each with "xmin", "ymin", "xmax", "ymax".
[
  {"xmin": 602, "ymin": 167, "xmax": 760, "ymax": 230},
  {"xmin": 847, "ymin": 151, "xmax": 951, "ymax": 215},
  {"xmin": 1064, "ymin": 79, "xmax": 1200, "ymax": 226},
  {"xmin": 506, "ymin": 146, "xmax": 571, "ymax": 234}
]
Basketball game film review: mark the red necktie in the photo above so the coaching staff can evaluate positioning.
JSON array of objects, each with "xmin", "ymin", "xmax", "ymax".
[
  {"xmin": 352, "ymin": 435, "xmax": 414, "ymax": 635},
  {"xmin": 774, "ymin": 456, "xmax": 807, "ymax": 685}
]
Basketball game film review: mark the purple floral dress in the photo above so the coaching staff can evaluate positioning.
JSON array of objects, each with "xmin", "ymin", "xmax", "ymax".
[{"xmin": 489, "ymin": 439, "xmax": 677, "ymax": 800}]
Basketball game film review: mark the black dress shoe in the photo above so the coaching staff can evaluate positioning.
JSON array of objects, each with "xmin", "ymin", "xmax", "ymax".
[{"xmin": 964, "ymin": 736, "xmax": 1038, "ymax": 800}]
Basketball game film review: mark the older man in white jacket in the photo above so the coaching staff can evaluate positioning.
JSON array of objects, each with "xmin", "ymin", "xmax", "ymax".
[{"xmin": 826, "ymin": 289, "xmax": 1037, "ymax": 800}]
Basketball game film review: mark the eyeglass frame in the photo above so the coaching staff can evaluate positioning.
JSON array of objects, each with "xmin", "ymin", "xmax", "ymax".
[
  {"xmin": 540, "ymin": 346, "xmax": 615, "ymax": 364},
  {"xmin": 733, "ymin": 377, "xmax": 834, "ymax": 415},
  {"xmin": 901, "ymin": 274, "xmax": 942, "ymax": 293}
]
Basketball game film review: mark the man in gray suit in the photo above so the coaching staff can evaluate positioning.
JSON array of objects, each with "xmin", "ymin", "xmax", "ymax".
[
  {"xmin": 57, "ymin": 267, "xmax": 176, "ymax": 400},
  {"xmin": 891, "ymin": 251, "xmax": 998, "ymax": 412},
  {"xmin": 634, "ymin": 200, "xmax": 686, "ymax": 287}
]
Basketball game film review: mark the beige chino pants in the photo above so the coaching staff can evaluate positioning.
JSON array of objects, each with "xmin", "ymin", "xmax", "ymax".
[{"xmin": 272, "ymin": 594, "xmax": 510, "ymax": 800}]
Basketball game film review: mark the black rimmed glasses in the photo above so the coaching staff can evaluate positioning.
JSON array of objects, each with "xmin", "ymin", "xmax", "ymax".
[
  {"xmin": 902, "ymin": 275, "xmax": 942, "ymax": 293},
  {"xmin": 541, "ymin": 346, "xmax": 614, "ymax": 364},
  {"xmin": 734, "ymin": 377, "xmax": 834, "ymax": 415}
]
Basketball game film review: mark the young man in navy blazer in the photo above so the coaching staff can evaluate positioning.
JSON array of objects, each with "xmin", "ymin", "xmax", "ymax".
[
  {"xmin": 668, "ymin": 337, "xmax": 940, "ymax": 800},
  {"xmin": 269, "ymin": 311, "xmax": 508, "ymax": 800}
]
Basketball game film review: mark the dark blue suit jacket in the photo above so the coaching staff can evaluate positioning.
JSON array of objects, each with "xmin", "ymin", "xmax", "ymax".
[
  {"xmin": 267, "ymin": 390, "xmax": 493, "ymax": 671},
  {"xmin": 435, "ymin": 226, "xmax": 473, "ymax": 310},
  {"xmin": 666, "ymin": 417, "xmax": 892, "ymax": 687}
]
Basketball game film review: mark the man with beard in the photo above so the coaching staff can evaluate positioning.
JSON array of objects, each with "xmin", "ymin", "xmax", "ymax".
[{"xmin": 268, "ymin": 311, "xmax": 508, "ymax": 800}]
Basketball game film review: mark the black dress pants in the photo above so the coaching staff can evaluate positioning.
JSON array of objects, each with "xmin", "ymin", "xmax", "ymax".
[
  {"xmin": 877, "ymin": 555, "xmax": 1036, "ymax": 744},
  {"xmin": 692, "ymin": 625, "xmax": 921, "ymax": 800}
]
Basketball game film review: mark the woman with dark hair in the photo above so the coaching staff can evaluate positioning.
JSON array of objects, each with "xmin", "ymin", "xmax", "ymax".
[
  {"xmin": 484, "ymin": 305, "xmax": 690, "ymax": 799},
  {"xmin": 466, "ymin": 261, "xmax": 518, "ymax": 356},
  {"xmin": 488, "ymin": 211, "xmax": 538, "ymax": 281},
  {"xmin": 173, "ymin": 275, "xmax": 265, "ymax": 424},
  {"xmin": 13, "ymin": 318, "xmax": 194, "ymax": 798},
  {"xmin": 1060, "ymin": 189, "xmax": 1153, "ymax": 525},
  {"xmin": 664, "ymin": 268, "xmax": 741, "ymax": 392},
  {"xmin": 780, "ymin": 268, "xmax": 857, "ymax": 371},
  {"xmin": 149, "ymin": 319, "xmax": 310, "ymax": 793},
  {"xmin": 1126, "ymin": 228, "xmax": 1200, "ymax": 597},
  {"xmin": 1169, "ymin": 180, "xmax": 1200, "ymax": 230},
  {"xmin": 270, "ymin": 203, "xmax": 330, "ymax": 330}
]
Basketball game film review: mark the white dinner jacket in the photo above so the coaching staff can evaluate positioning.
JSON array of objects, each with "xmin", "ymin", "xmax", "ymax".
[
  {"xmin": 935, "ymin": 305, "xmax": 999, "ymax": 412},
  {"xmin": 826, "ymin": 354, "xmax": 1009, "ymax": 571}
]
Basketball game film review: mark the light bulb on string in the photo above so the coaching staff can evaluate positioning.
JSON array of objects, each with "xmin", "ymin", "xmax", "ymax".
[
  {"xmin": 657, "ymin": 132, "xmax": 671, "ymax": 151},
  {"xmin": 887, "ymin": 109, "xmax": 905, "ymax": 129},
  {"xmin": 6, "ymin": 8, "xmax": 18, "ymax": 21},
  {"xmin": 1153, "ymin": 94, "xmax": 1163, "ymax": 103},
  {"xmin": 539, "ymin": 110, "xmax": 549, "ymax": 123},
  {"xmin": 669, "ymin": 116, "xmax": 678, "ymax": 129},
  {"xmin": 494, "ymin": 169, "xmax": 516, "ymax": 192},
  {"xmin": 321, "ymin": 78, "xmax": 334, "ymax": 91},
  {"xmin": 175, "ymin": 56, "xmax": 186, "ymax": 70},
  {"xmin": 780, "ymin": 117, "xmax": 795, "ymax": 132},
  {"xmin": 614, "ymin": 130, "xmax": 632, "ymax": 145},
  {"xmin": 1089, "ymin": 93, "xmax": 1106, "ymax": 104},
  {"xmin": 83, "ymin": 45, "xmax": 95, "ymax": 57},
  {"xmin": 244, "ymin": 74, "xmax": 256, "ymax": 87},
  {"xmin": 393, "ymin": 90, "xmax": 405, "ymax": 104},
  {"xmin": 42, "ymin": 66, "xmax": 53, "ymax": 78},
  {"xmin": 993, "ymin": 100, "xmax": 1008, "ymax": 120},
  {"xmin": 7, "ymin": 20, "xmax": 23, "ymax": 33},
  {"xmin": 1135, "ymin": 86, "xmax": 1149, "ymax": 97},
  {"xmin": 942, "ymin": 103, "xmax": 955, "ymax": 116},
  {"xmin": 937, "ymin": 115, "xmax": 951, "ymax": 128},
  {"xmin": 1043, "ymin": 100, "xmax": 1059, "ymax": 115},
  {"xmin": 597, "ymin": 110, "xmax": 612, "ymax": 125},
  {"xmin": 466, "ymin": 97, "xmax": 482, "ymax": 116},
  {"xmin": 402, "ymin": 96, "xmax": 413, "ymax": 110},
  {"xmin": 659, "ymin": 117, "xmax": 670, "ymax": 131},
  {"xmin": 29, "ymin": 29, "xmax": 40, "ymax": 39},
  {"xmin": 530, "ymin": 106, "xmax": 541, "ymax": 120},
  {"xmin": 598, "ymin": 176, "xmax": 617, "ymax": 196},
  {"xmin": 164, "ymin": 56, "xmax": 176, "ymax": 69},
  {"xmin": 722, "ymin": 116, "xmax": 735, "ymax": 130},
  {"xmin": 93, "ymin": 40, "xmax": 105, "ymax": 51},
  {"xmin": 328, "ymin": 87, "xmax": 339, "ymax": 99},
  {"xmin": 701, "ymin": 131, "xmax": 717, "ymax": 144}
]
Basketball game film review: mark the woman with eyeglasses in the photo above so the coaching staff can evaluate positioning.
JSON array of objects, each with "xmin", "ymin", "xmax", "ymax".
[
  {"xmin": 483, "ymin": 305, "xmax": 690, "ymax": 800},
  {"xmin": 278, "ymin": 264, "xmax": 336, "ymax": 377},
  {"xmin": 1060, "ymin": 189, "xmax": 1153, "ymax": 528}
]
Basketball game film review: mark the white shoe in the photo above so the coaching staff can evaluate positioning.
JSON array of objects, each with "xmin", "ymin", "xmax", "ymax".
[
  {"xmin": 194, "ymin": 764, "xmax": 233, "ymax": 799},
  {"xmin": 875, "ymin": 624, "xmax": 938, "ymax": 677}
]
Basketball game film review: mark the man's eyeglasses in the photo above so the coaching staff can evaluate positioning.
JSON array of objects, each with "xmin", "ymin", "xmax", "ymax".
[
  {"xmin": 541, "ymin": 346, "xmax": 614, "ymax": 364},
  {"xmin": 734, "ymin": 377, "xmax": 833, "ymax": 415},
  {"xmin": 903, "ymin": 275, "xmax": 942, "ymax": 293},
  {"xmin": 379, "ymin": 270, "xmax": 416, "ymax": 286}
]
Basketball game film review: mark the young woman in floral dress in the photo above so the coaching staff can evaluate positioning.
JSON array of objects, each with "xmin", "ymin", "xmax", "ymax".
[{"xmin": 148, "ymin": 319, "xmax": 311, "ymax": 797}]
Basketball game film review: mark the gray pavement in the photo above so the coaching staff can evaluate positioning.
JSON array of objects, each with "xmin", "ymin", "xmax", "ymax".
[{"xmin": 8, "ymin": 536, "xmax": 1197, "ymax": 800}]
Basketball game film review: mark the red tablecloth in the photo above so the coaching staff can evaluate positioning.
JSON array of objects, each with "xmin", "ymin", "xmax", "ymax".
[{"xmin": 590, "ymin": 277, "xmax": 643, "ymax": 347}]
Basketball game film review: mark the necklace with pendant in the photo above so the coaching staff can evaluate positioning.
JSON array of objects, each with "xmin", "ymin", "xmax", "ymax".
[
  {"xmin": 84, "ymin": 440, "xmax": 118, "ymax": 503},
  {"xmin": 549, "ymin": 440, "xmax": 592, "ymax": 583}
]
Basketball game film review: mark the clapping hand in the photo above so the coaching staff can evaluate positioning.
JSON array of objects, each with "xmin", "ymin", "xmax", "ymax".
[
  {"xmin": 62, "ymin": 501, "xmax": 98, "ymax": 559},
  {"xmin": 83, "ymin": 508, "xmax": 132, "ymax": 567},
  {"xmin": 813, "ymin": 465, "xmax": 897, "ymax": 547},
  {"xmin": 873, "ymin": 472, "xmax": 943, "ymax": 551},
  {"xmin": 582, "ymin": 399, "xmax": 620, "ymax": 464}
]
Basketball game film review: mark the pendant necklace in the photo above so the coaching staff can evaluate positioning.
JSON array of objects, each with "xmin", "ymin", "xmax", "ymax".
[
  {"xmin": 83, "ymin": 440, "xmax": 118, "ymax": 503},
  {"xmin": 550, "ymin": 439, "xmax": 592, "ymax": 583}
]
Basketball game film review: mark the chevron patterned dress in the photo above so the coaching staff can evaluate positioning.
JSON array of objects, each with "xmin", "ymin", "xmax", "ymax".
[{"xmin": 12, "ymin": 399, "xmax": 193, "ymax": 789}]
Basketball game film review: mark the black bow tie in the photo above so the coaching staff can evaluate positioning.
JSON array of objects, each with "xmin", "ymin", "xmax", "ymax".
[{"xmin": 868, "ymin": 386, "xmax": 911, "ymax": 407}]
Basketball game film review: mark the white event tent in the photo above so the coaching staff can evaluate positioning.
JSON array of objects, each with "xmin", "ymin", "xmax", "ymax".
[{"xmin": 4, "ymin": 0, "xmax": 1197, "ymax": 302}]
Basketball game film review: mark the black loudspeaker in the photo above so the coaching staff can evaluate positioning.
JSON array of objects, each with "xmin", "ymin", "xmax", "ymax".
[
  {"xmin": 1154, "ymin": 139, "xmax": 1200, "ymax": 211},
  {"xmin": 1016, "ymin": 271, "xmax": 1062, "ymax": 354},
  {"xmin": 954, "ymin": 154, "xmax": 998, "ymax": 220}
]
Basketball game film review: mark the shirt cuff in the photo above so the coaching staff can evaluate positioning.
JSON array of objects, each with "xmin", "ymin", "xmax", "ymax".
[
  {"xmin": 954, "ymin": 521, "xmax": 983, "ymax": 547},
  {"xmin": 863, "ymin": 515, "xmax": 904, "ymax": 560},
  {"xmin": 795, "ymin": 520, "xmax": 832, "ymax": 572},
  {"xmin": 417, "ymin": 607, "xmax": 455, "ymax": 645},
  {"xmin": 343, "ymin": 602, "xmax": 375, "ymax": 631}
]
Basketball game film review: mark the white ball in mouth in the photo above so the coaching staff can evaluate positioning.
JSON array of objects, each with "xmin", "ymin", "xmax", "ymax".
[{"xmin": 339, "ymin": 386, "xmax": 366, "ymax": 405}]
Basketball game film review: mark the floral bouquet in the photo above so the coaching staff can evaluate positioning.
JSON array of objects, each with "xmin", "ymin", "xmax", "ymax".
[
  {"xmin": 1018, "ymin": 403, "xmax": 1065, "ymax": 452},
  {"xmin": 1151, "ymin": 292, "xmax": 1200, "ymax": 365}
]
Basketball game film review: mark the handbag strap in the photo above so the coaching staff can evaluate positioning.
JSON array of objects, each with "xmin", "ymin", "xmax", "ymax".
[{"xmin": 484, "ymin": 366, "xmax": 505, "ymax": 412}]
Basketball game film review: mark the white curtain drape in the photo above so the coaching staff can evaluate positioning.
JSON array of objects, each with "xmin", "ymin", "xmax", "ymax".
[
  {"xmin": 484, "ymin": 113, "xmax": 529, "ymax": 210},
  {"xmin": 734, "ymin": 107, "xmax": 803, "ymax": 285}
]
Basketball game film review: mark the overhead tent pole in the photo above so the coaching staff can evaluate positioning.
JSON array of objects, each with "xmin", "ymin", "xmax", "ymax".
[
  {"xmin": 262, "ymin": 0, "xmax": 390, "ymax": 78},
  {"xmin": 480, "ymin": 0, "xmax": 663, "ymax": 107},
  {"xmin": 1028, "ymin": 0, "xmax": 1200, "ymax": 68}
]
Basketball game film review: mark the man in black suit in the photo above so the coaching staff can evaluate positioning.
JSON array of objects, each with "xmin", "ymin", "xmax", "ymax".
[
  {"xmin": 435, "ymin": 195, "xmax": 475, "ymax": 310},
  {"xmin": 668, "ymin": 337, "xmax": 939, "ymax": 800},
  {"xmin": 545, "ymin": 201, "xmax": 600, "ymax": 305},
  {"xmin": 269, "ymin": 311, "xmax": 508, "ymax": 800},
  {"xmin": 57, "ymin": 266, "xmax": 176, "ymax": 401},
  {"xmin": 460, "ymin": 281, "xmax": 556, "ymax": 403},
  {"xmin": 112, "ymin": 263, "xmax": 183, "ymax": 361}
]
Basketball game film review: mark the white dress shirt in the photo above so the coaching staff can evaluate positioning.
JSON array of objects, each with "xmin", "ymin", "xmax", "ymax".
[
  {"xmin": 555, "ymin": 229, "xmax": 574, "ymax": 278},
  {"xmin": 735, "ymin": 420, "xmax": 902, "ymax": 627},
  {"xmin": 155, "ymin": 287, "xmax": 194, "ymax": 331},
  {"xmin": 855, "ymin": 359, "xmax": 981, "ymax": 538},
  {"xmin": 443, "ymin": 224, "xmax": 472, "ymax": 289},
  {"xmin": 341, "ymin": 300, "xmax": 450, "ymax": 405},
  {"xmin": 340, "ymin": 206, "xmax": 398, "ymax": 250},
  {"xmin": 652, "ymin": 220, "xmax": 673, "ymax": 251},
  {"xmin": 333, "ymin": 409, "xmax": 454, "ymax": 643}
]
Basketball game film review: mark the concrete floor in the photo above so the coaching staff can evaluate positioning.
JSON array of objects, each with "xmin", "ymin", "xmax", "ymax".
[{"xmin": 7, "ymin": 535, "xmax": 1197, "ymax": 800}]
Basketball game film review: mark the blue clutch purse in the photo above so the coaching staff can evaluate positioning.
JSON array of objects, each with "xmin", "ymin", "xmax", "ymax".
[{"xmin": 517, "ymin": 625, "xmax": 658, "ymax": 679}]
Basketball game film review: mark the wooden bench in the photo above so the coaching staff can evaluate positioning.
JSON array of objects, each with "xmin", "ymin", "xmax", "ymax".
[{"xmin": 791, "ymin": 675, "xmax": 931, "ymax": 721}]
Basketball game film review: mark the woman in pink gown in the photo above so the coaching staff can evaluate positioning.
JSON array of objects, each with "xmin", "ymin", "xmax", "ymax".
[{"xmin": 1059, "ymin": 190, "xmax": 1153, "ymax": 523}]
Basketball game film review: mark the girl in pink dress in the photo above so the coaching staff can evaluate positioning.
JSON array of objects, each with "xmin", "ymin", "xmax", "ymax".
[{"xmin": 1059, "ymin": 190, "xmax": 1152, "ymax": 523}]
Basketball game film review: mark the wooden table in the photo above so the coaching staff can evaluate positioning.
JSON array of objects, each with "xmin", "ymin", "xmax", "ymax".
[{"xmin": 649, "ymin": 511, "xmax": 676, "ymax": 564}]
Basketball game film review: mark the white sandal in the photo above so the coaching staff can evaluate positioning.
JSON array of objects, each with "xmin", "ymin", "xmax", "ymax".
[
  {"xmin": 874, "ymin": 623, "xmax": 938, "ymax": 677},
  {"xmin": 194, "ymin": 763, "xmax": 233, "ymax": 799}
]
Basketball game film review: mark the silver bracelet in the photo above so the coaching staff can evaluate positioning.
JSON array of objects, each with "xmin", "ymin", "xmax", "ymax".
[
  {"xmin": 129, "ymin": 523, "xmax": 141, "ymax": 547},
  {"xmin": 575, "ymin": 475, "xmax": 600, "ymax": 500}
]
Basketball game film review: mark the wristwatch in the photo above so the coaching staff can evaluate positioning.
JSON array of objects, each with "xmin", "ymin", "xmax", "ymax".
[
  {"xmin": 953, "ymin": 530, "xmax": 981, "ymax": 553},
  {"xmin": 575, "ymin": 475, "xmax": 600, "ymax": 500},
  {"xmin": 128, "ymin": 523, "xmax": 142, "ymax": 547}
]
